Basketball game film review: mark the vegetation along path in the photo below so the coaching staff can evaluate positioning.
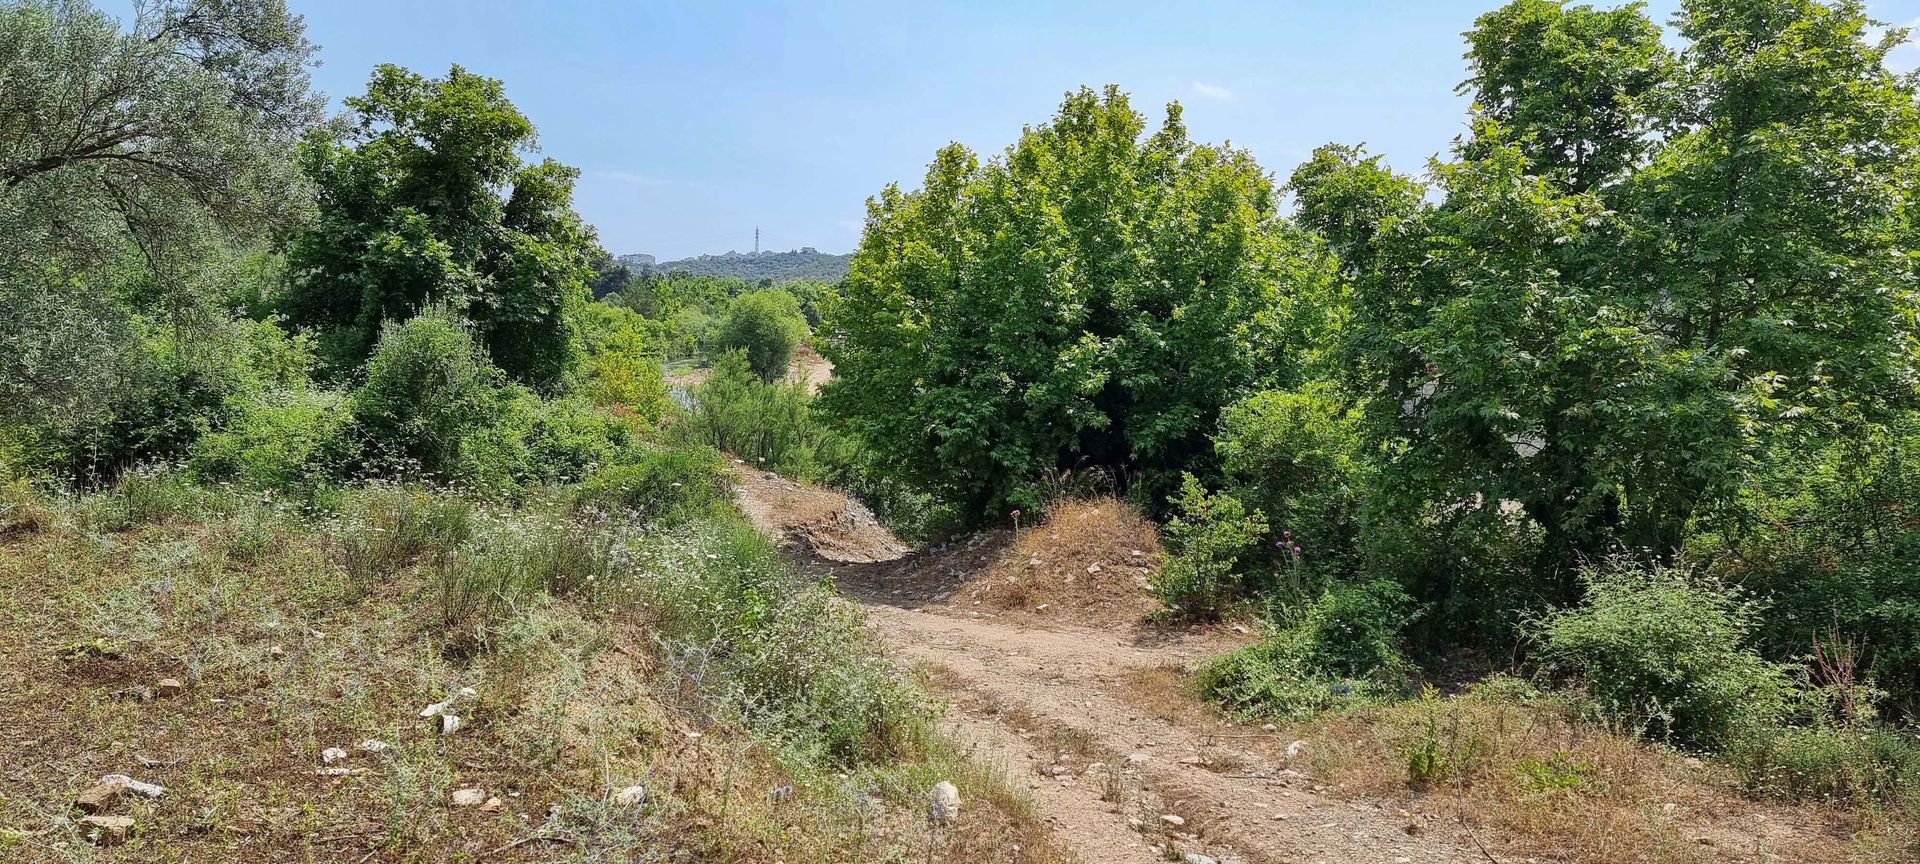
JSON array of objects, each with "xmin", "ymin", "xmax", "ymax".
[{"xmin": 732, "ymin": 461, "xmax": 1482, "ymax": 864}]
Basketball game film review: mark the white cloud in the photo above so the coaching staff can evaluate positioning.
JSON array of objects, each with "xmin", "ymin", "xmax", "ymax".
[
  {"xmin": 591, "ymin": 170, "xmax": 667, "ymax": 186},
  {"xmin": 1191, "ymin": 81, "xmax": 1234, "ymax": 101}
]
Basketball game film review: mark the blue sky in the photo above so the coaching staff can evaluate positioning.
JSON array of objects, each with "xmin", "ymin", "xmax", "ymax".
[{"xmin": 119, "ymin": 1, "xmax": 1920, "ymax": 259}]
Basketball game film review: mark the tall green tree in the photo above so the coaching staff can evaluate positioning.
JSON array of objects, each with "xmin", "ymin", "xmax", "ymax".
[
  {"xmin": 1297, "ymin": 0, "xmax": 1920, "ymax": 625},
  {"xmin": 283, "ymin": 64, "xmax": 597, "ymax": 388},
  {"xmin": 1460, "ymin": 0, "xmax": 1673, "ymax": 191},
  {"xmin": 820, "ymin": 86, "xmax": 1335, "ymax": 517}
]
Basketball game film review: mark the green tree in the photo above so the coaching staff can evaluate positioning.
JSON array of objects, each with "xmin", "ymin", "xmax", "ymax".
[
  {"xmin": 716, "ymin": 288, "xmax": 808, "ymax": 382},
  {"xmin": 283, "ymin": 64, "xmax": 597, "ymax": 387},
  {"xmin": 820, "ymin": 86, "xmax": 1334, "ymax": 518},
  {"xmin": 1460, "ymin": 0, "xmax": 1673, "ymax": 191},
  {"xmin": 1294, "ymin": 0, "xmax": 1920, "ymax": 629},
  {"xmin": 0, "ymin": 0, "xmax": 319, "ymax": 436}
]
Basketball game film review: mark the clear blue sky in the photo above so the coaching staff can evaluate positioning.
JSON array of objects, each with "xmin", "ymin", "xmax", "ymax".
[{"xmin": 118, "ymin": 1, "xmax": 1920, "ymax": 260}]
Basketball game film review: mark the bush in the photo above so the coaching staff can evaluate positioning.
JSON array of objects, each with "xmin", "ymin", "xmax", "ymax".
[
  {"xmin": 714, "ymin": 289, "xmax": 807, "ymax": 382},
  {"xmin": 573, "ymin": 304, "xmax": 671, "ymax": 422},
  {"xmin": 572, "ymin": 445, "xmax": 732, "ymax": 528},
  {"xmin": 189, "ymin": 387, "xmax": 352, "ymax": 490},
  {"xmin": 1531, "ymin": 562, "xmax": 1801, "ymax": 748},
  {"xmin": 1216, "ymin": 384, "xmax": 1364, "ymax": 575},
  {"xmin": 678, "ymin": 352, "xmax": 859, "ymax": 484},
  {"xmin": 351, "ymin": 307, "xmax": 507, "ymax": 480},
  {"xmin": 329, "ymin": 486, "xmax": 475, "ymax": 590},
  {"xmin": 1196, "ymin": 580, "xmax": 1414, "ymax": 720},
  {"xmin": 1152, "ymin": 475, "xmax": 1267, "ymax": 620}
]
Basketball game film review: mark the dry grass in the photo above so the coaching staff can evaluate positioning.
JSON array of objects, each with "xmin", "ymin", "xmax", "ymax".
[
  {"xmin": 947, "ymin": 497, "xmax": 1161, "ymax": 626},
  {"xmin": 0, "ymin": 488, "xmax": 1067, "ymax": 863},
  {"xmin": 1115, "ymin": 665, "xmax": 1913, "ymax": 864}
]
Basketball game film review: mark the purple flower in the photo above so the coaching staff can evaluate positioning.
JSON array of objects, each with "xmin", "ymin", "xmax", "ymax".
[
  {"xmin": 1283, "ymin": 530, "xmax": 1292, "ymax": 540},
  {"xmin": 1293, "ymin": 545, "xmax": 1302, "ymax": 554}
]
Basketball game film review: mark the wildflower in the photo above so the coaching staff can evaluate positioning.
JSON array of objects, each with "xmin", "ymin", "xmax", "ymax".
[{"xmin": 1283, "ymin": 530, "xmax": 1292, "ymax": 540}]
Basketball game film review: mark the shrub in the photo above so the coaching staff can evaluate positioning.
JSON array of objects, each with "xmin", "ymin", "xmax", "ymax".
[
  {"xmin": 330, "ymin": 486, "xmax": 475, "ymax": 590},
  {"xmin": 189, "ymin": 387, "xmax": 352, "ymax": 490},
  {"xmin": 434, "ymin": 513, "xmax": 613, "ymax": 638},
  {"xmin": 574, "ymin": 304, "xmax": 671, "ymax": 422},
  {"xmin": 1216, "ymin": 384, "xmax": 1364, "ymax": 574},
  {"xmin": 714, "ymin": 289, "xmax": 807, "ymax": 382},
  {"xmin": 1152, "ymin": 475, "xmax": 1266, "ymax": 620},
  {"xmin": 1531, "ymin": 561, "xmax": 1800, "ymax": 748},
  {"xmin": 351, "ymin": 307, "xmax": 507, "ymax": 480},
  {"xmin": 678, "ymin": 352, "xmax": 859, "ymax": 483},
  {"xmin": 1402, "ymin": 687, "xmax": 1487, "ymax": 786},
  {"xmin": 572, "ymin": 445, "xmax": 731, "ymax": 528},
  {"xmin": 1196, "ymin": 580, "xmax": 1413, "ymax": 719}
]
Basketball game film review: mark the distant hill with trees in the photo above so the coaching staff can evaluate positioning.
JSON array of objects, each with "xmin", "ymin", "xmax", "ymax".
[{"xmin": 620, "ymin": 248, "xmax": 851, "ymax": 283}]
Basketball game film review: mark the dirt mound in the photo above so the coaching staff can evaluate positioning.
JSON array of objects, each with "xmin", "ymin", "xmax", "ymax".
[
  {"xmin": 945, "ymin": 497, "xmax": 1162, "ymax": 625},
  {"xmin": 731, "ymin": 460, "xmax": 909, "ymax": 563}
]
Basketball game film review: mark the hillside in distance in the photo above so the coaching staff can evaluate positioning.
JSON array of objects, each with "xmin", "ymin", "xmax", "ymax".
[{"xmin": 620, "ymin": 247, "xmax": 851, "ymax": 283}]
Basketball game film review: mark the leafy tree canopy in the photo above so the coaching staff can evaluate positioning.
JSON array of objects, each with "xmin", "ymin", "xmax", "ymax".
[
  {"xmin": 819, "ymin": 85, "xmax": 1338, "ymax": 517},
  {"xmin": 283, "ymin": 64, "xmax": 598, "ymax": 389}
]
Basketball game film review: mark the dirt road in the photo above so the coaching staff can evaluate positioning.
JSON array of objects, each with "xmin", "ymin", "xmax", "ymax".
[{"xmin": 732, "ymin": 464, "xmax": 1483, "ymax": 864}]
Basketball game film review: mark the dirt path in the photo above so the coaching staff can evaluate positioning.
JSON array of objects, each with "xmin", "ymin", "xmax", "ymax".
[{"xmin": 733, "ymin": 465, "xmax": 1484, "ymax": 864}]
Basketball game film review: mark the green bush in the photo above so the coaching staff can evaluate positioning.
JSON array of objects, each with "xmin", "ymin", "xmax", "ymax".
[
  {"xmin": 714, "ymin": 289, "xmax": 808, "ymax": 382},
  {"xmin": 189, "ymin": 387, "xmax": 352, "ymax": 490},
  {"xmin": 1152, "ymin": 475, "xmax": 1267, "ymax": 620},
  {"xmin": 1196, "ymin": 580, "xmax": 1413, "ymax": 719},
  {"xmin": 351, "ymin": 307, "xmax": 507, "ymax": 480},
  {"xmin": 1531, "ymin": 562, "xmax": 1801, "ymax": 748},
  {"xmin": 1216, "ymin": 384, "xmax": 1364, "ymax": 575},
  {"xmin": 572, "ymin": 445, "xmax": 731, "ymax": 528},
  {"xmin": 678, "ymin": 352, "xmax": 859, "ymax": 483}
]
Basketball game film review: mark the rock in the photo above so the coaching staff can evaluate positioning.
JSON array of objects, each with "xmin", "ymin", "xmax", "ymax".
[
  {"xmin": 321, "ymin": 747, "xmax": 349, "ymax": 764},
  {"xmin": 1231, "ymin": 624, "xmax": 1250, "ymax": 635},
  {"xmin": 1284, "ymin": 740, "xmax": 1307, "ymax": 758},
  {"xmin": 1046, "ymin": 764, "xmax": 1069, "ymax": 776},
  {"xmin": 1160, "ymin": 814, "xmax": 1186, "ymax": 827},
  {"xmin": 451, "ymin": 787, "xmax": 487, "ymax": 807},
  {"xmin": 459, "ymin": 686, "xmax": 477, "ymax": 699},
  {"xmin": 1086, "ymin": 563, "xmax": 1102, "ymax": 574},
  {"xmin": 440, "ymin": 714, "xmax": 463, "ymax": 735},
  {"xmin": 99, "ymin": 775, "xmax": 163, "ymax": 799},
  {"xmin": 419, "ymin": 700, "xmax": 448, "ymax": 719},
  {"xmin": 75, "ymin": 781, "xmax": 123, "ymax": 814},
  {"xmin": 80, "ymin": 815, "xmax": 133, "ymax": 846},
  {"xmin": 612, "ymin": 785, "xmax": 647, "ymax": 807},
  {"xmin": 269, "ymin": 645, "xmax": 285, "ymax": 658},
  {"xmin": 1125, "ymin": 752, "xmax": 1152, "ymax": 765},
  {"xmin": 1261, "ymin": 723, "xmax": 1277, "ymax": 732},
  {"xmin": 480, "ymin": 797, "xmax": 504, "ymax": 813},
  {"xmin": 929, "ymin": 780, "xmax": 961, "ymax": 824},
  {"xmin": 1183, "ymin": 854, "xmax": 1218, "ymax": 864},
  {"xmin": 357, "ymin": 739, "xmax": 390, "ymax": 754},
  {"xmin": 156, "ymin": 677, "xmax": 185, "ymax": 698}
]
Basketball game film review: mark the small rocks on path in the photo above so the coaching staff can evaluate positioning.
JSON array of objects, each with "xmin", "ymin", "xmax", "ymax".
[{"xmin": 451, "ymin": 787, "xmax": 487, "ymax": 807}]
